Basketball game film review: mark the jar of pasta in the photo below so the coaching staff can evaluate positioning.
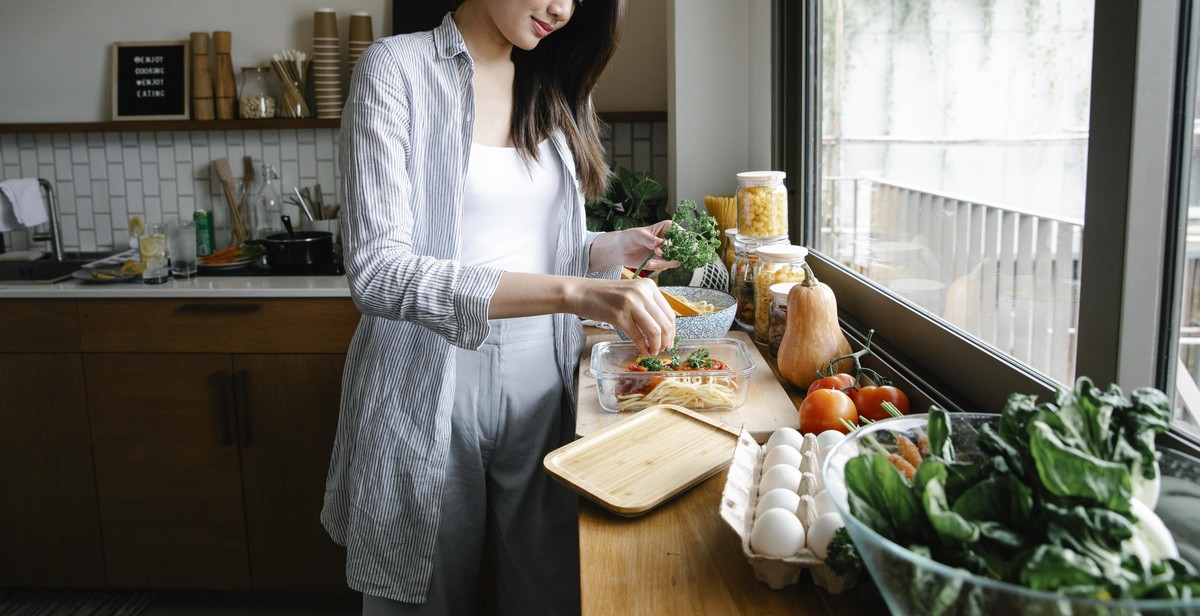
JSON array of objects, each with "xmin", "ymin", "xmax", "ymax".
[
  {"xmin": 753, "ymin": 244, "xmax": 809, "ymax": 344},
  {"xmin": 731, "ymin": 234, "xmax": 789, "ymax": 332},
  {"xmin": 768, "ymin": 282, "xmax": 799, "ymax": 359},
  {"xmin": 736, "ymin": 171, "xmax": 788, "ymax": 240}
]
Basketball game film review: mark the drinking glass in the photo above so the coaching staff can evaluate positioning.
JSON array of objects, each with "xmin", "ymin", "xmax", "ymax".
[
  {"xmin": 140, "ymin": 223, "xmax": 170, "ymax": 284},
  {"xmin": 167, "ymin": 219, "xmax": 198, "ymax": 279}
]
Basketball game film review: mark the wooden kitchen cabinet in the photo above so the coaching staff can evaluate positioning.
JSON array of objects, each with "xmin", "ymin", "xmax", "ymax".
[
  {"xmin": 74, "ymin": 297, "xmax": 358, "ymax": 592},
  {"xmin": 236, "ymin": 354, "xmax": 347, "ymax": 592},
  {"xmin": 85, "ymin": 353, "xmax": 251, "ymax": 589},
  {"xmin": 0, "ymin": 353, "xmax": 106, "ymax": 588},
  {"xmin": 0, "ymin": 300, "xmax": 105, "ymax": 588}
]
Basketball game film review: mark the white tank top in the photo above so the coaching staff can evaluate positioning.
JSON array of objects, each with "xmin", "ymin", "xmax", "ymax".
[{"xmin": 460, "ymin": 140, "xmax": 564, "ymax": 274}]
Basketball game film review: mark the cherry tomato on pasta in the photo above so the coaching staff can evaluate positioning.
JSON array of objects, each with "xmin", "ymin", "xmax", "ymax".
[
  {"xmin": 799, "ymin": 388, "xmax": 858, "ymax": 434},
  {"xmin": 855, "ymin": 385, "xmax": 910, "ymax": 422}
]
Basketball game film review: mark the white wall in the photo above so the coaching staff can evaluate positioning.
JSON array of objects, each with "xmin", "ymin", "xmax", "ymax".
[
  {"xmin": 668, "ymin": 0, "xmax": 773, "ymax": 205},
  {"xmin": 0, "ymin": 0, "xmax": 390, "ymax": 122},
  {"xmin": 0, "ymin": 0, "xmax": 667, "ymax": 122}
]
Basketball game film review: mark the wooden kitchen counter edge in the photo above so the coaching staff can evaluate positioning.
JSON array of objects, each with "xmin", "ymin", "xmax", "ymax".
[{"xmin": 574, "ymin": 328, "xmax": 877, "ymax": 615}]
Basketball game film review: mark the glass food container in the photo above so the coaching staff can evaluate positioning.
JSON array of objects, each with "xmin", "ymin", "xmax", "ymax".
[
  {"xmin": 588, "ymin": 338, "xmax": 756, "ymax": 413},
  {"xmin": 753, "ymin": 244, "xmax": 809, "ymax": 344},
  {"xmin": 731, "ymin": 234, "xmax": 789, "ymax": 332},
  {"xmin": 736, "ymin": 171, "xmax": 788, "ymax": 240},
  {"xmin": 238, "ymin": 66, "xmax": 277, "ymax": 119},
  {"xmin": 768, "ymin": 281, "xmax": 800, "ymax": 359}
]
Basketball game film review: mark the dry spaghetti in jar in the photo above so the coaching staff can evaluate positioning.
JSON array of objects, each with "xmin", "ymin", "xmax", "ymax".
[
  {"xmin": 736, "ymin": 171, "xmax": 788, "ymax": 240},
  {"xmin": 753, "ymin": 245, "xmax": 809, "ymax": 345}
]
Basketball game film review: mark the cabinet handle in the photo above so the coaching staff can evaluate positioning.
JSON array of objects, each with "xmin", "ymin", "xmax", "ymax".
[
  {"xmin": 234, "ymin": 369, "xmax": 252, "ymax": 447},
  {"xmin": 178, "ymin": 303, "xmax": 262, "ymax": 315}
]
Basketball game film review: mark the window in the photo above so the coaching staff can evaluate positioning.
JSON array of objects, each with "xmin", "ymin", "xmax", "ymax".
[{"xmin": 779, "ymin": 0, "xmax": 1200, "ymax": 439}]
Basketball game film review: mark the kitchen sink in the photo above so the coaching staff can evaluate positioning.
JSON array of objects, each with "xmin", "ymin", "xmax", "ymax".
[{"xmin": 0, "ymin": 259, "xmax": 99, "ymax": 283}]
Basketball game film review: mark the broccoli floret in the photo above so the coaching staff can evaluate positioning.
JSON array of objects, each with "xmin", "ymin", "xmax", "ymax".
[
  {"xmin": 824, "ymin": 527, "xmax": 863, "ymax": 577},
  {"xmin": 637, "ymin": 356, "xmax": 666, "ymax": 371}
]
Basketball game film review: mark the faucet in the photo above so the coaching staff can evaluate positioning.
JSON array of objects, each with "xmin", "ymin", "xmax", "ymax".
[{"xmin": 27, "ymin": 179, "xmax": 64, "ymax": 261}]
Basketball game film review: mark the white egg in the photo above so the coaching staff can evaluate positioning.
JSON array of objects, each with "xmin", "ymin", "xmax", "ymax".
[
  {"xmin": 764, "ymin": 427, "xmax": 805, "ymax": 454},
  {"xmin": 759, "ymin": 464, "xmax": 802, "ymax": 494},
  {"xmin": 812, "ymin": 489, "xmax": 837, "ymax": 516},
  {"xmin": 806, "ymin": 511, "xmax": 845, "ymax": 560},
  {"xmin": 816, "ymin": 429, "xmax": 846, "ymax": 452},
  {"xmin": 762, "ymin": 444, "xmax": 802, "ymax": 470},
  {"xmin": 750, "ymin": 508, "xmax": 806, "ymax": 558},
  {"xmin": 755, "ymin": 487, "xmax": 801, "ymax": 519}
]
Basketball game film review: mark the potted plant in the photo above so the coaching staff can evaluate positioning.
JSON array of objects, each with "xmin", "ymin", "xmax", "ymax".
[{"xmin": 585, "ymin": 167, "xmax": 667, "ymax": 232}]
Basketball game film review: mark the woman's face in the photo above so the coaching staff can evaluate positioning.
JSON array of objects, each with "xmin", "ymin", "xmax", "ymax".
[{"xmin": 483, "ymin": 0, "xmax": 577, "ymax": 51}]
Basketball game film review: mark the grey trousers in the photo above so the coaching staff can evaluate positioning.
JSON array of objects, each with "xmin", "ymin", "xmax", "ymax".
[{"xmin": 363, "ymin": 316, "xmax": 581, "ymax": 616}]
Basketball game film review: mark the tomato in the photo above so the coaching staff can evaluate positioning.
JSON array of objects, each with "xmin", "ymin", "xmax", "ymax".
[
  {"xmin": 855, "ymin": 385, "xmax": 911, "ymax": 422},
  {"xmin": 799, "ymin": 388, "xmax": 859, "ymax": 434},
  {"xmin": 806, "ymin": 373, "xmax": 856, "ymax": 397}
]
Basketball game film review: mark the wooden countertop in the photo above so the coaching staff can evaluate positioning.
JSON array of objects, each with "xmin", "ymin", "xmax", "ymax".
[{"xmin": 575, "ymin": 329, "xmax": 882, "ymax": 615}]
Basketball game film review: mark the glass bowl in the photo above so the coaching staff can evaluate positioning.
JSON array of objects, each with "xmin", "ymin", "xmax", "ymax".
[
  {"xmin": 588, "ymin": 337, "xmax": 755, "ymax": 413},
  {"xmin": 822, "ymin": 413, "xmax": 1200, "ymax": 615},
  {"xmin": 614, "ymin": 286, "xmax": 736, "ymax": 341}
]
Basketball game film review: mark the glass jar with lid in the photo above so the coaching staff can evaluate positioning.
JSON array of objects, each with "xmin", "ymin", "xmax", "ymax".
[
  {"xmin": 238, "ymin": 66, "xmax": 277, "ymax": 119},
  {"xmin": 736, "ymin": 171, "xmax": 788, "ymax": 240},
  {"xmin": 731, "ymin": 234, "xmax": 790, "ymax": 331},
  {"xmin": 753, "ymin": 244, "xmax": 809, "ymax": 344},
  {"xmin": 768, "ymin": 281, "xmax": 800, "ymax": 359}
]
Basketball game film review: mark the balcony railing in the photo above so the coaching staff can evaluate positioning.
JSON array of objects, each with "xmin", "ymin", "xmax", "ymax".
[{"xmin": 819, "ymin": 177, "xmax": 1083, "ymax": 385}]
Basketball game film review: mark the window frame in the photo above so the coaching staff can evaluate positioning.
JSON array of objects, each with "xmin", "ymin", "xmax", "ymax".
[{"xmin": 776, "ymin": 0, "xmax": 1199, "ymax": 428}]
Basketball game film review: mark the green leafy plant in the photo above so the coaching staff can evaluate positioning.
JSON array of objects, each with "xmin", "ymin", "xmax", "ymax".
[{"xmin": 585, "ymin": 167, "xmax": 667, "ymax": 232}]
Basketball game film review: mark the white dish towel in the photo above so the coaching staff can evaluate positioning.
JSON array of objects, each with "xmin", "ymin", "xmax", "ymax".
[{"xmin": 0, "ymin": 178, "xmax": 48, "ymax": 231}]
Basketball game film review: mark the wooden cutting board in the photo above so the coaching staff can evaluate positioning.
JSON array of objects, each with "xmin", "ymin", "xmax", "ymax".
[
  {"xmin": 576, "ymin": 330, "xmax": 799, "ymax": 444},
  {"xmin": 545, "ymin": 404, "xmax": 738, "ymax": 516}
]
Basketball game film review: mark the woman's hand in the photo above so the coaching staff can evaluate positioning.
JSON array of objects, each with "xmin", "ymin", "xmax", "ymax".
[
  {"xmin": 587, "ymin": 221, "xmax": 681, "ymax": 274},
  {"xmin": 574, "ymin": 276, "xmax": 677, "ymax": 356}
]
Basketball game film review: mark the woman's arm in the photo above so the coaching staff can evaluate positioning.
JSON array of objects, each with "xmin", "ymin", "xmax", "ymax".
[{"xmin": 489, "ymin": 272, "xmax": 676, "ymax": 356}]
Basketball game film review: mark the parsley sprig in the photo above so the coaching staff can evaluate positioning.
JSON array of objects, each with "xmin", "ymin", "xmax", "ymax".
[{"xmin": 632, "ymin": 199, "xmax": 721, "ymax": 277}]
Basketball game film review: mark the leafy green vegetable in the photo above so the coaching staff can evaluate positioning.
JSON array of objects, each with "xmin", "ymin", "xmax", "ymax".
[
  {"xmin": 636, "ymin": 356, "xmax": 665, "ymax": 371},
  {"xmin": 840, "ymin": 376, "xmax": 1196, "ymax": 606},
  {"xmin": 685, "ymin": 347, "xmax": 712, "ymax": 369},
  {"xmin": 633, "ymin": 199, "xmax": 720, "ymax": 277},
  {"xmin": 824, "ymin": 527, "xmax": 863, "ymax": 577}
]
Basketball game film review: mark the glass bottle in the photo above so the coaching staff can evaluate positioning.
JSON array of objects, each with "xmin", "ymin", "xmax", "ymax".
[
  {"xmin": 752, "ymin": 244, "xmax": 809, "ymax": 344},
  {"xmin": 238, "ymin": 66, "xmax": 277, "ymax": 119},
  {"xmin": 253, "ymin": 164, "xmax": 283, "ymax": 238},
  {"xmin": 736, "ymin": 170, "xmax": 788, "ymax": 240},
  {"xmin": 730, "ymin": 234, "xmax": 789, "ymax": 332},
  {"xmin": 768, "ymin": 282, "xmax": 799, "ymax": 359}
]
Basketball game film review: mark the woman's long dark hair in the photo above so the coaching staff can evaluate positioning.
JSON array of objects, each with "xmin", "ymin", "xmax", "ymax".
[{"xmin": 511, "ymin": 0, "xmax": 624, "ymax": 201}]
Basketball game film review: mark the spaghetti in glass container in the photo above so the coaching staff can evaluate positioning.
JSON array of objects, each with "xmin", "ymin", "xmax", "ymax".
[{"xmin": 589, "ymin": 338, "xmax": 756, "ymax": 413}]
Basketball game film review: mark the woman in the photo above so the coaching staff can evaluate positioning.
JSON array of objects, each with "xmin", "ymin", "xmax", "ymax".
[{"xmin": 322, "ymin": 0, "xmax": 677, "ymax": 613}]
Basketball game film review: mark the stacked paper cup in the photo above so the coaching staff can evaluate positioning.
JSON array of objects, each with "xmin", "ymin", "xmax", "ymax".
[
  {"xmin": 312, "ymin": 8, "xmax": 343, "ymax": 119},
  {"xmin": 348, "ymin": 12, "xmax": 374, "ymax": 77}
]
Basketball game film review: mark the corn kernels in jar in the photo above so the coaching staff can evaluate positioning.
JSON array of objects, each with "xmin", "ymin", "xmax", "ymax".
[{"xmin": 736, "ymin": 171, "xmax": 788, "ymax": 240}]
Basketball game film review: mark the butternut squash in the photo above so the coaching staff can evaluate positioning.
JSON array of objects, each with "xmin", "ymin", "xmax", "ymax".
[{"xmin": 777, "ymin": 263, "xmax": 853, "ymax": 389}]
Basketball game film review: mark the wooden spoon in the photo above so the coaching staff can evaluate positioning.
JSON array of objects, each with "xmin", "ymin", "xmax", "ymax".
[{"xmin": 620, "ymin": 268, "xmax": 702, "ymax": 317}]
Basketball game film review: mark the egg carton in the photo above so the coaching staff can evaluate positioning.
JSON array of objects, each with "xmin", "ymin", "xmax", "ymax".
[{"xmin": 718, "ymin": 428, "xmax": 858, "ymax": 594}]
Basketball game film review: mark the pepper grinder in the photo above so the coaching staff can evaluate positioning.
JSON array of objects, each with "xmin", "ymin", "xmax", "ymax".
[
  {"xmin": 190, "ymin": 32, "xmax": 214, "ymax": 121},
  {"xmin": 212, "ymin": 31, "xmax": 237, "ymax": 120}
]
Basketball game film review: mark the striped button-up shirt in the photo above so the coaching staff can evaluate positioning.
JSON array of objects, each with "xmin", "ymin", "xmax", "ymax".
[{"xmin": 322, "ymin": 14, "xmax": 599, "ymax": 603}]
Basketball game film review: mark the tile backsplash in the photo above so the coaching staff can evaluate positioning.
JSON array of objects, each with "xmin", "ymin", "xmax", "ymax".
[{"xmin": 0, "ymin": 120, "xmax": 666, "ymax": 255}]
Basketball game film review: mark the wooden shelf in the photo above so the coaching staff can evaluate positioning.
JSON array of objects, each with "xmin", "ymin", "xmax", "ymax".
[
  {"xmin": 0, "ymin": 118, "xmax": 340, "ymax": 134},
  {"xmin": 0, "ymin": 112, "xmax": 665, "ymax": 135}
]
